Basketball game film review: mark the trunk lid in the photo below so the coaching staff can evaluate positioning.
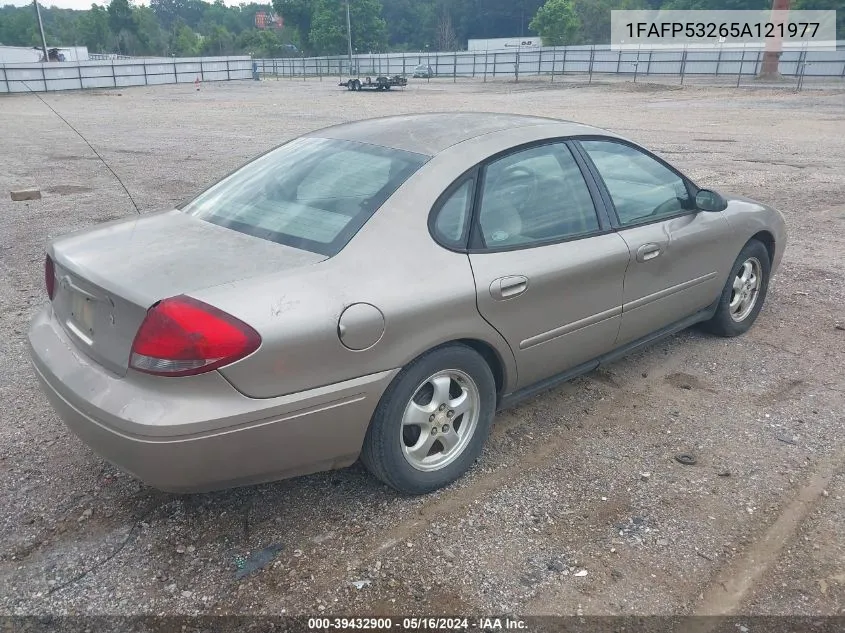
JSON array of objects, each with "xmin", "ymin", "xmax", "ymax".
[{"xmin": 49, "ymin": 210, "xmax": 326, "ymax": 376}]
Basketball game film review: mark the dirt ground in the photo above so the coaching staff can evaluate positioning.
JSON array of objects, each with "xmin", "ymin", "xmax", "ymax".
[{"xmin": 0, "ymin": 77, "xmax": 843, "ymax": 619}]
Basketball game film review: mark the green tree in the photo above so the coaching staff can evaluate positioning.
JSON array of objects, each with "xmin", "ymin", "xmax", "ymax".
[
  {"xmin": 202, "ymin": 24, "xmax": 235, "ymax": 54},
  {"xmin": 4, "ymin": 0, "xmax": 835, "ymax": 59},
  {"xmin": 456, "ymin": 0, "xmax": 546, "ymax": 40},
  {"xmin": 308, "ymin": 0, "xmax": 344, "ymax": 53},
  {"xmin": 77, "ymin": 4, "xmax": 112, "ymax": 52},
  {"xmin": 199, "ymin": 0, "xmax": 242, "ymax": 36},
  {"xmin": 529, "ymin": 0, "xmax": 580, "ymax": 45},
  {"xmin": 381, "ymin": 0, "xmax": 435, "ymax": 49},
  {"xmin": 147, "ymin": 0, "xmax": 206, "ymax": 30},
  {"xmin": 0, "ymin": 6, "xmax": 40, "ymax": 46},
  {"xmin": 570, "ymin": 0, "xmax": 644, "ymax": 44},
  {"xmin": 149, "ymin": 0, "xmax": 180, "ymax": 30},
  {"xmin": 273, "ymin": 0, "xmax": 314, "ymax": 46},
  {"xmin": 134, "ymin": 5, "xmax": 167, "ymax": 54},
  {"xmin": 107, "ymin": 0, "xmax": 136, "ymax": 33},
  {"xmin": 309, "ymin": 0, "xmax": 387, "ymax": 55},
  {"xmin": 235, "ymin": 28, "xmax": 290, "ymax": 56},
  {"xmin": 180, "ymin": 0, "xmax": 206, "ymax": 28},
  {"xmin": 792, "ymin": 0, "xmax": 845, "ymax": 40},
  {"xmin": 171, "ymin": 22, "xmax": 200, "ymax": 54},
  {"xmin": 49, "ymin": 11, "xmax": 81, "ymax": 46},
  {"xmin": 107, "ymin": 0, "xmax": 139, "ymax": 52}
]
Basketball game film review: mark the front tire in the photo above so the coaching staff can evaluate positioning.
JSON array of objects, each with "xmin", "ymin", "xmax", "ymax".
[
  {"xmin": 361, "ymin": 345, "xmax": 496, "ymax": 495},
  {"xmin": 702, "ymin": 239, "xmax": 771, "ymax": 337}
]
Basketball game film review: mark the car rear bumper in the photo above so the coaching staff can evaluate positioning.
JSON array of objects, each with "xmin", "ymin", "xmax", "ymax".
[{"xmin": 28, "ymin": 306, "xmax": 398, "ymax": 492}]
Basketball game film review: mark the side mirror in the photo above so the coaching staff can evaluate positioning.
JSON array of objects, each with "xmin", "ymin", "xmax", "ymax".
[{"xmin": 695, "ymin": 189, "xmax": 728, "ymax": 212}]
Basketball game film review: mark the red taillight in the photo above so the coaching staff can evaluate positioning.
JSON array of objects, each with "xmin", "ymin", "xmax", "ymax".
[
  {"xmin": 45, "ymin": 255, "xmax": 56, "ymax": 300},
  {"xmin": 129, "ymin": 295, "xmax": 261, "ymax": 377}
]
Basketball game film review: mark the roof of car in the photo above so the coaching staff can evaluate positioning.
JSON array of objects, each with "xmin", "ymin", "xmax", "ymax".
[{"xmin": 307, "ymin": 112, "xmax": 607, "ymax": 156}]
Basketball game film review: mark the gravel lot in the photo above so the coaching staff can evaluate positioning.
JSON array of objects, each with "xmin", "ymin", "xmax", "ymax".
[{"xmin": 1, "ymin": 78, "xmax": 844, "ymax": 619}]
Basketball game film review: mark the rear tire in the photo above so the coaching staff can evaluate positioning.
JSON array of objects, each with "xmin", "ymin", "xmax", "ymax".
[
  {"xmin": 361, "ymin": 344, "xmax": 496, "ymax": 495},
  {"xmin": 701, "ymin": 239, "xmax": 771, "ymax": 337}
]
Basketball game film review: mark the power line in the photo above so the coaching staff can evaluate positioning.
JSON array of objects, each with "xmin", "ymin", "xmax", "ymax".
[{"xmin": 22, "ymin": 81, "xmax": 141, "ymax": 215}]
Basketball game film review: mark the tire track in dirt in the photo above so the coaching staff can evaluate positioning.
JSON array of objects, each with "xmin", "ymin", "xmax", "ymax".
[
  {"xmin": 378, "ymin": 351, "xmax": 691, "ymax": 547},
  {"xmin": 283, "ymin": 349, "xmax": 694, "ymax": 604},
  {"xmin": 684, "ymin": 447, "xmax": 845, "ymax": 629}
]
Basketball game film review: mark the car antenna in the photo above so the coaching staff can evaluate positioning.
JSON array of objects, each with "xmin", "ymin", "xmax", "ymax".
[{"xmin": 21, "ymin": 81, "xmax": 141, "ymax": 215}]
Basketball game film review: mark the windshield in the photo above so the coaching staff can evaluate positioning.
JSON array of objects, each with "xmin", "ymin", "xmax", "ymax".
[{"xmin": 182, "ymin": 137, "xmax": 428, "ymax": 256}]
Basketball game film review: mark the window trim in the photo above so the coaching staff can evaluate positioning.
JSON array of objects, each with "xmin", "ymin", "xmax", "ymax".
[
  {"xmin": 564, "ymin": 139, "xmax": 614, "ymax": 232},
  {"xmin": 572, "ymin": 136, "xmax": 701, "ymax": 231},
  {"xmin": 428, "ymin": 139, "xmax": 614, "ymax": 253},
  {"xmin": 427, "ymin": 167, "xmax": 479, "ymax": 252},
  {"xmin": 468, "ymin": 139, "xmax": 612, "ymax": 253}
]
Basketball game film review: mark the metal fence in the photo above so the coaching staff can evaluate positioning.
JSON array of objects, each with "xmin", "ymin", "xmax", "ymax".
[
  {"xmin": 256, "ymin": 43, "xmax": 845, "ymax": 90},
  {"xmin": 0, "ymin": 56, "xmax": 253, "ymax": 93},
  {"xmin": 5, "ymin": 46, "xmax": 843, "ymax": 95}
]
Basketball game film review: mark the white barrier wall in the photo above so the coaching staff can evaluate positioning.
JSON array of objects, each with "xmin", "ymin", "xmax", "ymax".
[
  {"xmin": 5, "ymin": 47, "xmax": 842, "ymax": 94},
  {"xmin": 256, "ymin": 43, "xmax": 845, "ymax": 80},
  {"xmin": 0, "ymin": 56, "xmax": 253, "ymax": 94}
]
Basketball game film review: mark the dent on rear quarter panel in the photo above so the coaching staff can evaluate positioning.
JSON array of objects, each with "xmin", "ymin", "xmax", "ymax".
[
  {"xmin": 201, "ymin": 233, "xmax": 514, "ymax": 400},
  {"xmin": 194, "ymin": 130, "xmax": 564, "ymax": 400}
]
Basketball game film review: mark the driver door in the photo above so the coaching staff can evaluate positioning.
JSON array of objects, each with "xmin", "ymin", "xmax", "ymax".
[{"xmin": 578, "ymin": 139, "xmax": 734, "ymax": 346}]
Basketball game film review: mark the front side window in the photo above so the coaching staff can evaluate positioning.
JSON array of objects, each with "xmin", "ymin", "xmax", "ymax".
[
  {"xmin": 476, "ymin": 142, "xmax": 600, "ymax": 248},
  {"xmin": 182, "ymin": 137, "xmax": 428, "ymax": 256},
  {"xmin": 580, "ymin": 140, "xmax": 693, "ymax": 226}
]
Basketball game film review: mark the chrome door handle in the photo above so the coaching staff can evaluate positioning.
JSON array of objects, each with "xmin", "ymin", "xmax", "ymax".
[
  {"xmin": 636, "ymin": 243, "xmax": 662, "ymax": 262},
  {"xmin": 490, "ymin": 275, "xmax": 529, "ymax": 300}
]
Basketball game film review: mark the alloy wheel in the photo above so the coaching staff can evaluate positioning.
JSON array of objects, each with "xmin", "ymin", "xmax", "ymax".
[
  {"xmin": 400, "ymin": 369, "xmax": 480, "ymax": 472},
  {"xmin": 730, "ymin": 257, "xmax": 762, "ymax": 322}
]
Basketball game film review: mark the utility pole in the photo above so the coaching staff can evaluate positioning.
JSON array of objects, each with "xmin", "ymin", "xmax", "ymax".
[
  {"xmin": 33, "ymin": 0, "xmax": 49, "ymax": 62},
  {"xmin": 346, "ymin": 0, "xmax": 354, "ymax": 75},
  {"xmin": 759, "ymin": 0, "xmax": 789, "ymax": 78}
]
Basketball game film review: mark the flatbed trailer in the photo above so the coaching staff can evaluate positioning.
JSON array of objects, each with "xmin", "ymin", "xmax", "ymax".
[{"xmin": 340, "ymin": 75, "xmax": 408, "ymax": 91}]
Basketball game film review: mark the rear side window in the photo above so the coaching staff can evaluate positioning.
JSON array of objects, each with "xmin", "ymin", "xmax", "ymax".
[
  {"xmin": 182, "ymin": 137, "xmax": 428, "ymax": 256},
  {"xmin": 477, "ymin": 142, "xmax": 600, "ymax": 248},
  {"xmin": 432, "ymin": 178, "xmax": 474, "ymax": 248}
]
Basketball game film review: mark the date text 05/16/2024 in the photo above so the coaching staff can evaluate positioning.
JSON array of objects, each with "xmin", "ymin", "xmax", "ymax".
[{"xmin": 307, "ymin": 617, "xmax": 528, "ymax": 630}]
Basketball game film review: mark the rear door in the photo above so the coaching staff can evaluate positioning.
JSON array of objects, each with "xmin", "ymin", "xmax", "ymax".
[
  {"xmin": 440, "ymin": 141, "xmax": 631, "ymax": 389},
  {"xmin": 577, "ymin": 139, "xmax": 733, "ymax": 346}
]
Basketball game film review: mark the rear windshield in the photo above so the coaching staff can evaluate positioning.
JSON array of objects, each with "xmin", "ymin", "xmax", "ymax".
[{"xmin": 182, "ymin": 137, "xmax": 428, "ymax": 256}]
